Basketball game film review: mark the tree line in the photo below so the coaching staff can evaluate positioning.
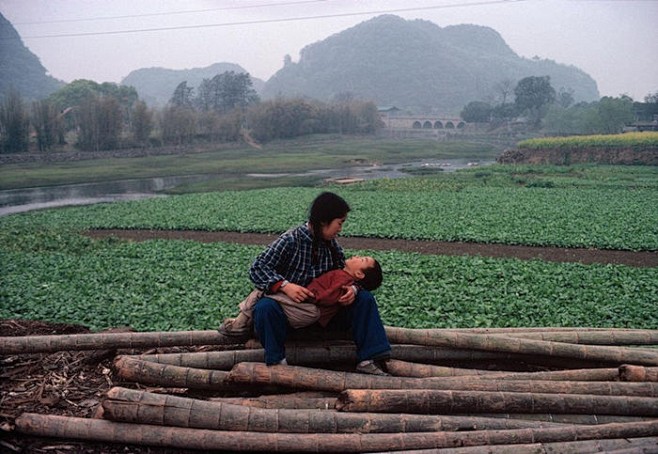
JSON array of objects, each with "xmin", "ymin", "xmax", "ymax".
[
  {"xmin": 0, "ymin": 71, "xmax": 381, "ymax": 154},
  {"xmin": 460, "ymin": 75, "xmax": 658, "ymax": 135}
]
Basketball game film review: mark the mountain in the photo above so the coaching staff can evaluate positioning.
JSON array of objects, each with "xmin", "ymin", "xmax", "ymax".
[
  {"xmin": 0, "ymin": 13, "xmax": 63, "ymax": 101},
  {"xmin": 262, "ymin": 15, "xmax": 600, "ymax": 114},
  {"xmin": 121, "ymin": 63, "xmax": 265, "ymax": 107}
]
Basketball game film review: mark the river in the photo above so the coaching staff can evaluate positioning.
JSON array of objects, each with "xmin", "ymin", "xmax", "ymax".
[{"xmin": 0, "ymin": 158, "xmax": 492, "ymax": 216}]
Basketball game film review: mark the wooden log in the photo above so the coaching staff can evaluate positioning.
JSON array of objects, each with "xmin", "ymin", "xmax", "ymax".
[
  {"xmin": 620, "ymin": 365, "xmax": 658, "ymax": 382},
  {"xmin": 211, "ymin": 392, "xmax": 339, "ymax": 410},
  {"xmin": 385, "ymin": 359, "xmax": 502, "ymax": 377},
  {"xmin": 15, "ymin": 413, "xmax": 658, "ymax": 452},
  {"xmin": 384, "ymin": 327, "xmax": 658, "ymax": 365},
  {"xmin": 138, "ymin": 345, "xmax": 359, "ymax": 368},
  {"xmin": 138, "ymin": 349, "xmax": 266, "ymax": 368},
  {"xmin": 463, "ymin": 413, "xmax": 653, "ymax": 425},
  {"xmin": 372, "ymin": 436, "xmax": 658, "ymax": 454},
  {"xmin": 487, "ymin": 330, "xmax": 658, "ymax": 346},
  {"xmin": 228, "ymin": 362, "xmax": 658, "ymax": 396},
  {"xmin": 113, "ymin": 356, "xmax": 230, "ymax": 390},
  {"xmin": 386, "ymin": 359, "xmax": 621, "ymax": 381},
  {"xmin": 0, "ymin": 330, "xmax": 234, "ymax": 354},
  {"xmin": 336, "ymin": 389, "xmax": 658, "ymax": 416},
  {"xmin": 103, "ymin": 387, "xmax": 561, "ymax": 432}
]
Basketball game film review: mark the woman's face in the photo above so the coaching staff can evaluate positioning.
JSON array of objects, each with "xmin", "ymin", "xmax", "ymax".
[{"xmin": 321, "ymin": 216, "xmax": 346, "ymax": 241}]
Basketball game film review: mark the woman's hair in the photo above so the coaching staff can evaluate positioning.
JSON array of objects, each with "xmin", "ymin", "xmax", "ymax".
[
  {"xmin": 359, "ymin": 259, "xmax": 383, "ymax": 291},
  {"xmin": 308, "ymin": 192, "xmax": 350, "ymax": 265}
]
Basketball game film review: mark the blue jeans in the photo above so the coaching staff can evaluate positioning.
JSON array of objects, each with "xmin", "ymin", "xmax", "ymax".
[{"xmin": 253, "ymin": 290, "xmax": 391, "ymax": 365}]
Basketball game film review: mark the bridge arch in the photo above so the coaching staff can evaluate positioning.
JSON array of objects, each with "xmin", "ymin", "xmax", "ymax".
[{"xmin": 434, "ymin": 121, "xmax": 443, "ymax": 129}]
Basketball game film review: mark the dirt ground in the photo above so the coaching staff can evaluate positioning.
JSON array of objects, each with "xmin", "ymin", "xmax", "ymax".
[
  {"xmin": 86, "ymin": 229, "xmax": 658, "ymax": 268},
  {"xmin": 2, "ymin": 230, "xmax": 656, "ymax": 453}
]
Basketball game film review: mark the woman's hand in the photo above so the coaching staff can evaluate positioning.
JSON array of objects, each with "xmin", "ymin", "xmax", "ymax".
[
  {"xmin": 338, "ymin": 285, "xmax": 357, "ymax": 306},
  {"xmin": 281, "ymin": 282, "xmax": 315, "ymax": 303}
]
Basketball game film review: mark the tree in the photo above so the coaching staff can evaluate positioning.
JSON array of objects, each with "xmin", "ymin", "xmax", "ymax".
[
  {"xmin": 0, "ymin": 89, "xmax": 29, "ymax": 153},
  {"xmin": 644, "ymin": 91, "xmax": 658, "ymax": 104},
  {"xmin": 556, "ymin": 87, "xmax": 575, "ymax": 109},
  {"xmin": 160, "ymin": 106, "xmax": 196, "ymax": 145},
  {"xmin": 494, "ymin": 79, "xmax": 515, "ymax": 105},
  {"xmin": 460, "ymin": 101, "xmax": 492, "ymax": 123},
  {"xmin": 31, "ymin": 99, "xmax": 60, "ymax": 152},
  {"xmin": 207, "ymin": 71, "xmax": 259, "ymax": 113},
  {"xmin": 597, "ymin": 96, "xmax": 634, "ymax": 134},
  {"xmin": 131, "ymin": 100, "xmax": 153, "ymax": 145},
  {"xmin": 77, "ymin": 95, "xmax": 122, "ymax": 151},
  {"xmin": 514, "ymin": 76, "xmax": 556, "ymax": 127},
  {"xmin": 169, "ymin": 81, "xmax": 194, "ymax": 108}
]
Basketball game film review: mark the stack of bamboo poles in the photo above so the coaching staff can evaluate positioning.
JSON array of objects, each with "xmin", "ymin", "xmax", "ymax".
[{"xmin": 5, "ymin": 326, "xmax": 658, "ymax": 453}]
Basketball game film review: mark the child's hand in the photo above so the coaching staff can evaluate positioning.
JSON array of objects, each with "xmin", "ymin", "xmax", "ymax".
[{"xmin": 338, "ymin": 285, "xmax": 357, "ymax": 306}]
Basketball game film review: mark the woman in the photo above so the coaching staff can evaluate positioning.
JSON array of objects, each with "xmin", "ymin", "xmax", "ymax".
[{"xmin": 249, "ymin": 191, "xmax": 391, "ymax": 375}]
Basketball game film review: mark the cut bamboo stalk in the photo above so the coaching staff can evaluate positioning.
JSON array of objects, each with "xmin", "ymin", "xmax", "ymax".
[
  {"xmin": 463, "ymin": 413, "xmax": 653, "ymax": 425},
  {"xmin": 228, "ymin": 362, "xmax": 658, "ymax": 396},
  {"xmin": 620, "ymin": 365, "xmax": 658, "ymax": 382},
  {"xmin": 15, "ymin": 413, "xmax": 658, "ymax": 452},
  {"xmin": 371, "ymin": 436, "xmax": 658, "ymax": 454},
  {"xmin": 113, "ymin": 356, "xmax": 231, "ymax": 390},
  {"xmin": 386, "ymin": 359, "xmax": 621, "ymax": 381},
  {"xmin": 138, "ymin": 345, "xmax": 361, "ymax": 368},
  {"xmin": 384, "ymin": 327, "xmax": 658, "ymax": 365},
  {"xmin": 336, "ymin": 389, "xmax": 658, "ymax": 416},
  {"xmin": 211, "ymin": 392, "xmax": 338, "ymax": 410},
  {"xmin": 136, "ymin": 344, "xmax": 540, "ymax": 368},
  {"xmin": 0, "ymin": 330, "xmax": 233, "ymax": 354},
  {"xmin": 103, "ymin": 387, "xmax": 561, "ymax": 432},
  {"xmin": 484, "ymin": 330, "xmax": 658, "ymax": 346},
  {"xmin": 137, "ymin": 349, "xmax": 266, "ymax": 368},
  {"xmin": 385, "ymin": 359, "xmax": 502, "ymax": 377}
]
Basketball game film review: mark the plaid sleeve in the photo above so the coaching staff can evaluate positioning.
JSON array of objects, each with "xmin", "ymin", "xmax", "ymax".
[{"xmin": 248, "ymin": 233, "xmax": 294, "ymax": 291}]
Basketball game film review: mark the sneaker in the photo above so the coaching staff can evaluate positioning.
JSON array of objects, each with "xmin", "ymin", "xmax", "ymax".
[
  {"xmin": 356, "ymin": 360, "xmax": 390, "ymax": 376},
  {"xmin": 218, "ymin": 318, "xmax": 251, "ymax": 339}
]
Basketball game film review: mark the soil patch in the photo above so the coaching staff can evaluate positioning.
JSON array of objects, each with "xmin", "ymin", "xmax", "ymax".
[{"xmin": 85, "ymin": 229, "xmax": 657, "ymax": 268}]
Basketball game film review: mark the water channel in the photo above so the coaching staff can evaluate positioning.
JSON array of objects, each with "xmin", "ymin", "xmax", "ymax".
[{"xmin": 0, "ymin": 158, "xmax": 492, "ymax": 217}]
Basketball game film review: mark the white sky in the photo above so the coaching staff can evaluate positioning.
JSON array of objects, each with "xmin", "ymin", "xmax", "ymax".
[{"xmin": 1, "ymin": 0, "xmax": 657, "ymax": 101}]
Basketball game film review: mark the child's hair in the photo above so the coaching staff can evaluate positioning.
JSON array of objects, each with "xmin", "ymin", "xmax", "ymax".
[
  {"xmin": 308, "ymin": 192, "xmax": 351, "ymax": 264},
  {"xmin": 358, "ymin": 258, "xmax": 383, "ymax": 291}
]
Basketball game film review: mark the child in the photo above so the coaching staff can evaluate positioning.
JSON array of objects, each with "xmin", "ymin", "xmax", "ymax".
[{"xmin": 219, "ymin": 255, "xmax": 383, "ymax": 336}]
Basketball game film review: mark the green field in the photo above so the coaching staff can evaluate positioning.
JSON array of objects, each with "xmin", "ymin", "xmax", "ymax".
[{"xmin": 1, "ymin": 151, "xmax": 656, "ymax": 332}]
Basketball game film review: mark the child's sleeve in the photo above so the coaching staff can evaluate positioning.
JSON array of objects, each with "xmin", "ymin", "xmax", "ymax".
[{"xmin": 308, "ymin": 271, "xmax": 354, "ymax": 306}]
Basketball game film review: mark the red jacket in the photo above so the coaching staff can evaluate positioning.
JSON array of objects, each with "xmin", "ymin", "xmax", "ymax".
[{"xmin": 307, "ymin": 269, "xmax": 354, "ymax": 326}]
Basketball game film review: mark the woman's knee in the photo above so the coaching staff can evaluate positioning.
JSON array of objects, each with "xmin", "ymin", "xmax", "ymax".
[{"xmin": 253, "ymin": 297, "xmax": 285, "ymax": 322}]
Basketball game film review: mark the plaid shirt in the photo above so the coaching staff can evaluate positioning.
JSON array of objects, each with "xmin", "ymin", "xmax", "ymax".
[{"xmin": 249, "ymin": 223, "xmax": 345, "ymax": 292}]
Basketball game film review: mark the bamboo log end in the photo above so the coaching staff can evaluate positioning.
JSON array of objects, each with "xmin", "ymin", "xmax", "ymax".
[{"xmin": 619, "ymin": 364, "xmax": 647, "ymax": 382}]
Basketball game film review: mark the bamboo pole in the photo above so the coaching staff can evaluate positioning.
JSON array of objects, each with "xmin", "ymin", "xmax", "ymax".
[
  {"xmin": 463, "ymin": 413, "xmax": 653, "ymax": 425},
  {"xmin": 228, "ymin": 362, "xmax": 658, "ymax": 396},
  {"xmin": 211, "ymin": 392, "xmax": 339, "ymax": 410},
  {"xmin": 384, "ymin": 327, "xmax": 658, "ymax": 365},
  {"xmin": 336, "ymin": 389, "xmax": 658, "ymax": 416},
  {"xmin": 113, "ymin": 356, "xmax": 231, "ymax": 390},
  {"xmin": 484, "ymin": 330, "xmax": 658, "ymax": 346},
  {"xmin": 620, "ymin": 365, "xmax": 658, "ymax": 382},
  {"xmin": 369, "ymin": 436, "xmax": 658, "ymax": 454},
  {"xmin": 15, "ymin": 413, "xmax": 658, "ymax": 452},
  {"xmin": 386, "ymin": 359, "xmax": 621, "ymax": 381},
  {"xmin": 102, "ymin": 387, "xmax": 561, "ymax": 432},
  {"xmin": 0, "ymin": 330, "xmax": 233, "ymax": 354}
]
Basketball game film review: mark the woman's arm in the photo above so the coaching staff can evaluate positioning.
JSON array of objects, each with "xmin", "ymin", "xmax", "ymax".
[{"xmin": 248, "ymin": 235, "xmax": 293, "ymax": 291}]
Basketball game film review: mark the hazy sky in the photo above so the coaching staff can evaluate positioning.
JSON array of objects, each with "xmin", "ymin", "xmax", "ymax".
[{"xmin": 1, "ymin": 0, "xmax": 657, "ymax": 101}]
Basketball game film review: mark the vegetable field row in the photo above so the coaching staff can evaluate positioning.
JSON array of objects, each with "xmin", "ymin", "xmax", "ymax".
[{"xmin": 2, "ymin": 237, "xmax": 656, "ymax": 331}]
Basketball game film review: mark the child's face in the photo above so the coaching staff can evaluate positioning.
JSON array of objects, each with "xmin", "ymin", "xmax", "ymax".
[{"xmin": 344, "ymin": 256, "xmax": 376, "ymax": 279}]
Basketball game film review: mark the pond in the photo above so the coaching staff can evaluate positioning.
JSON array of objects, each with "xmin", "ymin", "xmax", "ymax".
[{"xmin": 0, "ymin": 158, "xmax": 492, "ymax": 216}]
